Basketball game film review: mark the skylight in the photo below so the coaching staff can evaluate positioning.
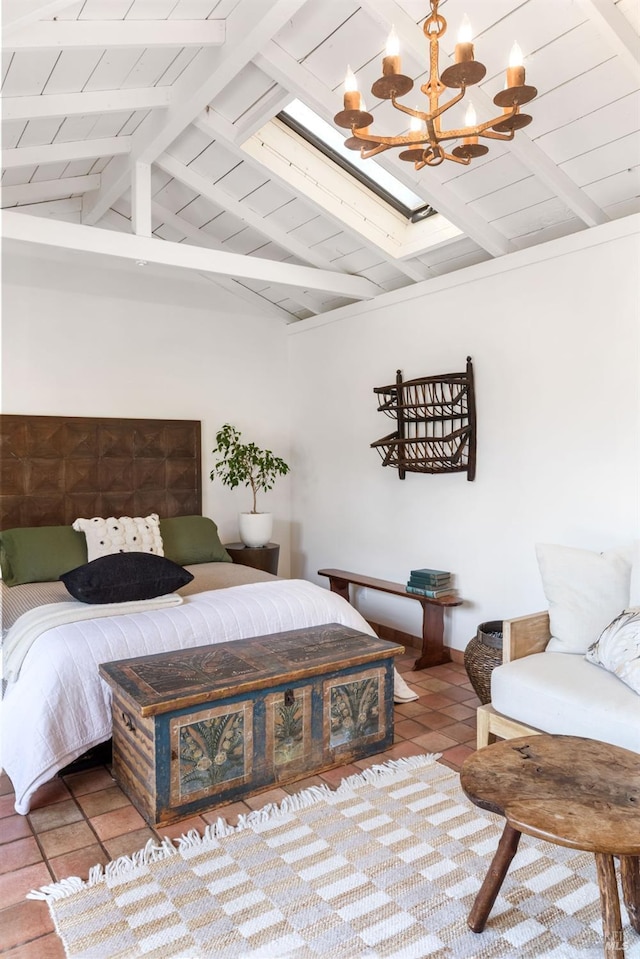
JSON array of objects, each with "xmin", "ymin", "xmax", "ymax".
[{"xmin": 279, "ymin": 100, "xmax": 434, "ymax": 221}]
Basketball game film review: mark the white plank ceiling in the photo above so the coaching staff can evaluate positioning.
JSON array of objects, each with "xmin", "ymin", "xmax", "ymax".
[{"xmin": 2, "ymin": 0, "xmax": 639, "ymax": 322}]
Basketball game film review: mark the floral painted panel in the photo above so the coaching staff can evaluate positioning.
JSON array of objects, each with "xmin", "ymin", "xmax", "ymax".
[
  {"xmin": 178, "ymin": 708, "xmax": 246, "ymax": 798},
  {"xmin": 271, "ymin": 694, "xmax": 306, "ymax": 766},
  {"xmin": 330, "ymin": 677, "xmax": 380, "ymax": 747}
]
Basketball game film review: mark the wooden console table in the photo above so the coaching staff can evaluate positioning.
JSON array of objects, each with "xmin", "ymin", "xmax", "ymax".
[{"xmin": 318, "ymin": 568, "xmax": 462, "ymax": 670}]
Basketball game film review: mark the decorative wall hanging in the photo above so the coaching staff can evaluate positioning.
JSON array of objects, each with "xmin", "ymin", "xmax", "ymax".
[{"xmin": 371, "ymin": 356, "xmax": 476, "ymax": 481}]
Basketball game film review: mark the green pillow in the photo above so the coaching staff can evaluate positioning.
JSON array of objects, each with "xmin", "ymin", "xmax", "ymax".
[
  {"xmin": 0, "ymin": 525, "xmax": 88, "ymax": 587},
  {"xmin": 159, "ymin": 516, "xmax": 231, "ymax": 566}
]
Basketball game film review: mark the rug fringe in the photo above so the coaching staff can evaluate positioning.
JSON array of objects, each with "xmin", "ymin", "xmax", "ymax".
[
  {"xmin": 27, "ymin": 754, "xmax": 442, "ymax": 903},
  {"xmin": 26, "ymin": 837, "xmax": 178, "ymax": 902},
  {"xmin": 238, "ymin": 782, "xmax": 333, "ymax": 827},
  {"xmin": 336, "ymin": 753, "xmax": 441, "ymax": 794}
]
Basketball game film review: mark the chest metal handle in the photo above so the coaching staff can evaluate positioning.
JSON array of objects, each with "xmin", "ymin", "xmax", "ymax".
[{"xmin": 121, "ymin": 710, "xmax": 135, "ymax": 733}]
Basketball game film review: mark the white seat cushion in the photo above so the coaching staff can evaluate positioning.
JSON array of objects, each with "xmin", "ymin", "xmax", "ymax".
[{"xmin": 491, "ymin": 652, "xmax": 640, "ymax": 753}]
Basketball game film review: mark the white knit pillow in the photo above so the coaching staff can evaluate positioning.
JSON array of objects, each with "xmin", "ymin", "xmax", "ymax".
[
  {"xmin": 586, "ymin": 608, "xmax": 640, "ymax": 695},
  {"xmin": 73, "ymin": 513, "xmax": 164, "ymax": 562}
]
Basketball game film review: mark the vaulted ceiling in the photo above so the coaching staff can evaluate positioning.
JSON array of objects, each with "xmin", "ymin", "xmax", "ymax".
[{"xmin": 2, "ymin": 0, "xmax": 639, "ymax": 322}]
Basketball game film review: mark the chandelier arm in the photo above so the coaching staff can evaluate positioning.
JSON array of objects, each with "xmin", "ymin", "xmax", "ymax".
[
  {"xmin": 436, "ymin": 110, "xmax": 518, "ymax": 143},
  {"xmin": 391, "ymin": 87, "xmax": 466, "ymax": 125},
  {"xmin": 350, "ymin": 127, "xmax": 430, "ymax": 149},
  {"xmin": 389, "ymin": 99, "xmax": 429, "ymax": 123},
  {"xmin": 443, "ymin": 152, "xmax": 471, "ymax": 166},
  {"xmin": 425, "ymin": 87, "xmax": 465, "ymax": 121},
  {"xmin": 479, "ymin": 128, "xmax": 516, "ymax": 142},
  {"xmin": 360, "ymin": 143, "xmax": 394, "ymax": 159},
  {"xmin": 474, "ymin": 111, "xmax": 516, "ymax": 135}
]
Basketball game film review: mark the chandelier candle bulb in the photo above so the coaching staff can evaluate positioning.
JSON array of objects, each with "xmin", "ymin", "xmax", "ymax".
[
  {"xmin": 464, "ymin": 102, "xmax": 477, "ymax": 128},
  {"xmin": 507, "ymin": 42, "xmax": 525, "ymax": 87},
  {"xmin": 462, "ymin": 102, "xmax": 476, "ymax": 143},
  {"xmin": 383, "ymin": 26, "xmax": 401, "ymax": 76},
  {"xmin": 343, "ymin": 66, "xmax": 361, "ymax": 111},
  {"xmin": 455, "ymin": 14, "xmax": 473, "ymax": 63}
]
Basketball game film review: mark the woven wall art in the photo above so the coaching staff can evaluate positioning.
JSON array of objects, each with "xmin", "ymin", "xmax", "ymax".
[{"xmin": 371, "ymin": 356, "xmax": 476, "ymax": 481}]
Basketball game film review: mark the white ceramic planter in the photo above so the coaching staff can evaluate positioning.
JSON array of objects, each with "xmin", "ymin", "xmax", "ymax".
[{"xmin": 238, "ymin": 512, "xmax": 273, "ymax": 548}]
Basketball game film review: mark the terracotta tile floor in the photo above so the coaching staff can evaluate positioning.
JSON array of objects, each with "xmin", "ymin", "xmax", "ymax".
[{"xmin": 0, "ymin": 655, "xmax": 479, "ymax": 957}]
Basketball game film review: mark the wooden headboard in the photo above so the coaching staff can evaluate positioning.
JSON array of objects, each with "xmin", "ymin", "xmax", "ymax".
[{"xmin": 0, "ymin": 415, "xmax": 202, "ymax": 529}]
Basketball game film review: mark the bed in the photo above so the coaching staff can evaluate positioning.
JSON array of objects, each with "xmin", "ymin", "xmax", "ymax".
[{"xmin": 0, "ymin": 415, "xmax": 416, "ymax": 815}]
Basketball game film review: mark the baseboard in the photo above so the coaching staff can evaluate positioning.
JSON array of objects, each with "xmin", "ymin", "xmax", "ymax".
[{"xmin": 367, "ymin": 620, "xmax": 464, "ymax": 664}]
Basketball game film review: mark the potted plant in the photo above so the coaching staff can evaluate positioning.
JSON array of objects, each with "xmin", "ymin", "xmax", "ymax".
[{"xmin": 210, "ymin": 424, "xmax": 290, "ymax": 548}]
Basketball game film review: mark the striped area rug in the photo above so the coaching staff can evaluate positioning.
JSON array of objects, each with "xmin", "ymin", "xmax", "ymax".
[{"xmin": 30, "ymin": 756, "xmax": 639, "ymax": 959}]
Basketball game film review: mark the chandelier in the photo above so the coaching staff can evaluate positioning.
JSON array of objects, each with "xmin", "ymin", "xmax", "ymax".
[{"xmin": 334, "ymin": 0, "xmax": 536, "ymax": 169}]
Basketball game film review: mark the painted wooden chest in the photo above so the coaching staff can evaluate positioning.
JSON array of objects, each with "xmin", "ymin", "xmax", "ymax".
[{"xmin": 99, "ymin": 623, "xmax": 403, "ymax": 826}]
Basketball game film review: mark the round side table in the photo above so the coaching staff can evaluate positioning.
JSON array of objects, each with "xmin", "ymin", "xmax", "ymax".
[
  {"xmin": 225, "ymin": 542, "xmax": 279, "ymax": 575},
  {"xmin": 460, "ymin": 735, "xmax": 640, "ymax": 959}
]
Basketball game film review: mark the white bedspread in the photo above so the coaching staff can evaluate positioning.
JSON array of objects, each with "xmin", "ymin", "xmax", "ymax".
[
  {"xmin": 0, "ymin": 579, "xmax": 414, "ymax": 815},
  {"xmin": 2, "ymin": 592, "xmax": 184, "ymax": 683}
]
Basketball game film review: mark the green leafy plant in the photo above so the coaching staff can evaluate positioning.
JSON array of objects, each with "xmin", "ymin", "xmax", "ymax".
[{"xmin": 210, "ymin": 424, "xmax": 290, "ymax": 514}]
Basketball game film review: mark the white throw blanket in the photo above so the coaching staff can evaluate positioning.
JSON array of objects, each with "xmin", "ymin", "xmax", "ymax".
[
  {"xmin": 1, "ymin": 579, "xmax": 417, "ymax": 814},
  {"xmin": 2, "ymin": 593, "xmax": 184, "ymax": 683}
]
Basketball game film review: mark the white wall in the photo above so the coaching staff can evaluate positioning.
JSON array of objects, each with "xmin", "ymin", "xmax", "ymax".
[
  {"xmin": 1, "ymin": 243, "xmax": 293, "ymax": 573},
  {"xmin": 3, "ymin": 223, "xmax": 639, "ymax": 649},
  {"xmin": 287, "ymin": 222, "xmax": 640, "ymax": 651}
]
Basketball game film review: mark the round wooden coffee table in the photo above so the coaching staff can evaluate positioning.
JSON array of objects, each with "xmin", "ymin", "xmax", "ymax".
[{"xmin": 460, "ymin": 735, "xmax": 640, "ymax": 959}]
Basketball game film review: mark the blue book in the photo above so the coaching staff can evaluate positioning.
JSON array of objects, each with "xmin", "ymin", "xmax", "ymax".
[
  {"xmin": 410, "ymin": 567, "xmax": 450, "ymax": 579},
  {"xmin": 409, "ymin": 570, "xmax": 450, "ymax": 586},
  {"xmin": 406, "ymin": 584, "xmax": 454, "ymax": 598},
  {"xmin": 409, "ymin": 572, "xmax": 450, "ymax": 583}
]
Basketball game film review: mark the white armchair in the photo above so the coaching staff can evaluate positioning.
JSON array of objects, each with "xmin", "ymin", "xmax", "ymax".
[{"xmin": 476, "ymin": 610, "xmax": 640, "ymax": 753}]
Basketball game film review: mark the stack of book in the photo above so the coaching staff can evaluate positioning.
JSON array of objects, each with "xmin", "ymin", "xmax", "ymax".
[{"xmin": 406, "ymin": 567, "xmax": 454, "ymax": 598}]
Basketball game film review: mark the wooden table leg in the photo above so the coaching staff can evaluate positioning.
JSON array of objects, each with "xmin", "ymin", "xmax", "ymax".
[
  {"xmin": 595, "ymin": 853, "xmax": 625, "ymax": 959},
  {"xmin": 327, "ymin": 576, "xmax": 350, "ymax": 604},
  {"xmin": 620, "ymin": 856, "xmax": 639, "ymax": 933},
  {"xmin": 468, "ymin": 823, "xmax": 522, "ymax": 933},
  {"xmin": 413, "ymin": 601, "xmax": 452, "ymax": 670}
]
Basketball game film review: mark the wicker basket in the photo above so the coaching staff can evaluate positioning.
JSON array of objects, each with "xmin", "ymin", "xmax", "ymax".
[{"xmin": 463, "ymin": 620, "xmax": 504, "ymax": 705}]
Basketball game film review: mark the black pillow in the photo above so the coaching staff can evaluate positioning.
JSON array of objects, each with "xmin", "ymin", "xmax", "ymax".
[{"xmin": 60, "ymin": 552, "xmax": 194, "ymax": 604}]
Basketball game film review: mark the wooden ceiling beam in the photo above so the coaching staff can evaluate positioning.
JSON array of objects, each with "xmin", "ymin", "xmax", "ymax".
[
  {"xmin": 2, "ymin": 0, "xmax": 77, "ymax": 34},
  {"xmin": 3, "ymin": 88, "xmax": 170, "ymax": 121},
  {"xmin": 2, "ymin": 175, "xmax": 100, "ymax": 207},
  {"xmin": 2, "ymin": 136, "xmax": 132, "ymax": 169},
  {"xmin": 6, "ymin": 197, "xmax": 83, "ymax": 218},
  {"xmin": 131, "ymin": 162, "xmax": 151, "ymax": 237},
  {"xmin": 3, "ymin": 211, "xmax": 380, "ymax": 299},
  {"xmin": 3, "ymin": 19, "xmax": 225, "ymax": 51}
]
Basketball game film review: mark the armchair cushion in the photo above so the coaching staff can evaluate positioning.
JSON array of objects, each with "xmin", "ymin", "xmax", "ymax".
[
  {"xmin": 491, "ymin": 652, "xmax": 640, "ymax": 753},
  {"xmin": 535, "ymin": 543, "xmax": 631, "ymax": 654}
]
